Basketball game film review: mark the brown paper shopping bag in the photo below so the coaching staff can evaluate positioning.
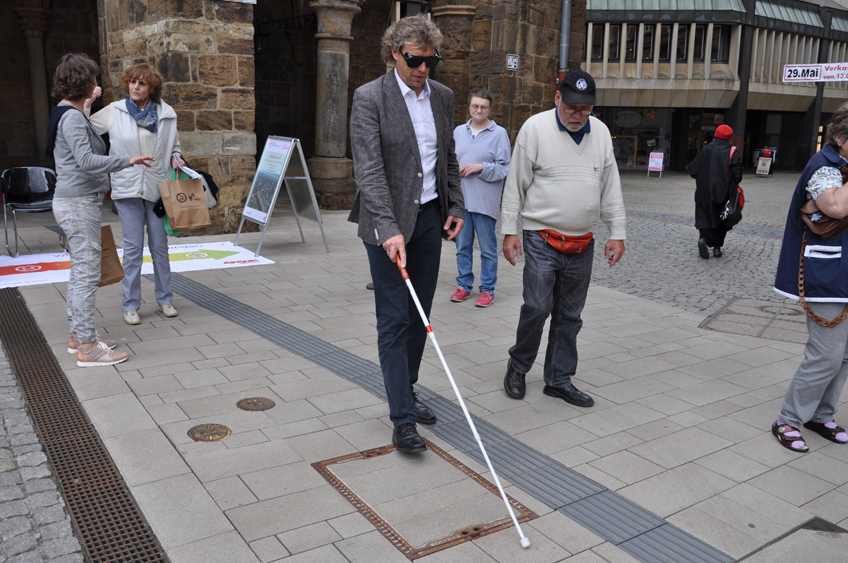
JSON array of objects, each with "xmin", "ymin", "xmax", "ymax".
[
  {"xmin": 99, "ymin": 225, "xmax": 124, "ymax": 287},
  {"xmin": 158, "ymin": 170, "xmax": 211, "ymax": 231}
]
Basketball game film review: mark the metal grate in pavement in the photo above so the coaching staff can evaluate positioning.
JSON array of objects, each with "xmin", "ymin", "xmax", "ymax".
[
  {"xmin": 168, "ymin": 273, "xmax": 734, "ymax": 563},
  {"xmin": 0, "ymin": 288, "xmax": 168, "ymax": 563}
]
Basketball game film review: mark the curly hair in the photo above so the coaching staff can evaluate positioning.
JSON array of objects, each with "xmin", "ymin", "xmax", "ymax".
[
  {"xmin": 827, "ymin": 102, "xmax": 848, "ymax": 148},
  {"xmin": 122, "ymin": 63, "xmax": 163, "ymax": 102},
  {"xmin": 51, "ymin": 53, "xmax": 99, "ymax": 101},
  {"xmin": 380, "ymin": 15, "xmax": 443, "ymax": 65}
]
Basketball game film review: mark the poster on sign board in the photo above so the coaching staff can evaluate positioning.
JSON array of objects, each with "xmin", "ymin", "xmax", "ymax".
[
  {"xmin": 243, "ymin": 138, "xmax": 292, "ymax": 225},
  {"xmin": 648, "ymin": 153, "xmax": 664, "ymax": 171},
  {"xmin": 756, "ymin": 157, "xmax": 772, "ymax": 176}
]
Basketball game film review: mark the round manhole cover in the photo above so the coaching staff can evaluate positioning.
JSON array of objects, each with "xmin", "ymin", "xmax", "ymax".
[
  {"xmin": 187, "ymin": 423, "xmax": 231, "ymax": 442},
  {"xmin": 236, "ymin": 397, "xmax": 276, "ymax": 411},
  {"xmin": 756, "ymin": 304, "xmax": 803, "ymax": 316}
]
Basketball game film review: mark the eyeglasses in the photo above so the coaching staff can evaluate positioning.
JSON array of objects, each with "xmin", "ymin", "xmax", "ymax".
[
  {"xmin": 562, "ymin": 107, "xmax": 592, "ymax": 116},
  {"xmin": 401, "ymin": 49, "xmax": 442, "ymax": 69},
  {"xmin": 469, "ymin": 104, "xmax": 490, "ymax": 111}
]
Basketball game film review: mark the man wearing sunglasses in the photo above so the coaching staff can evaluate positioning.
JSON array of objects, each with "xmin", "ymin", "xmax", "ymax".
[
  {"xmin": 348, "ymin": 16, "xmax": 464, "ymax": 453},
  {"xmin": 500, "ymin": 70, "xmax": 626, "ymax": 409}
]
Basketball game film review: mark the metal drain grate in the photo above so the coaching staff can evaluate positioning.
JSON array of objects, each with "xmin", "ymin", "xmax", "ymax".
[
  {"xmin": 313, "ymin": 440, "xmax": 537, "ymax": 560},
  {"xmin": 0, "ymin": 288, "xmax": 168, "ymax": 563}
]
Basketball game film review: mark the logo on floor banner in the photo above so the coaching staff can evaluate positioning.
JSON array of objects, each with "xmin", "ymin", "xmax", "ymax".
[{"xmin": 0, "ymin": 242, "xmax": 274, "ymax": 289}]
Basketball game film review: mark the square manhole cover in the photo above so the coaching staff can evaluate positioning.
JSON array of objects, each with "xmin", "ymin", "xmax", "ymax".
[
  {"xmin": 312, "ymin": 440, "xmax": 536, "ymax": 560},
  {"xmin": 701, "ymin": 298, "xmax": 807, "ymax": 343}
]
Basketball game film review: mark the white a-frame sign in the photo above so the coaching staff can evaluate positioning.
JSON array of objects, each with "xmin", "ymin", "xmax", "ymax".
[{"xmin": 234, "ymin": 136, "xmax": 330, "ymax": 255}]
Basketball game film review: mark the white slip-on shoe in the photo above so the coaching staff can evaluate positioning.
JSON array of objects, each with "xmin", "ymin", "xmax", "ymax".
[
  {"xmin": 158, "ymin": 304, "xmax": 178, "ymax": 317},
  {"xmin": 123, "ymin": 310, "xmax": 141, "ymax": 325}
]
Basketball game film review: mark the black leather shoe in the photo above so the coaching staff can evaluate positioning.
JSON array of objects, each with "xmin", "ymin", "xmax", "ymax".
[
  {"xmin": 392, "ymin": 422, "xmax": 426, "ymax": 453},
  {"xmin": 713, "ymin": 247, "xmax": 722, "ymax": 258},
  {"xmin": 413, "ymin": 392, "xmax": 437, "ymax": 425},
  {"xmin": 503, "ymin": 360, "xmax": 526, "ymax": 399},
  {"xmin": 543, "ymin": 382, "xmax": 594, "ymax": 407},
  {"xmin": 698, "ymin": 239, "xmax": 710, "ymax": 259}
]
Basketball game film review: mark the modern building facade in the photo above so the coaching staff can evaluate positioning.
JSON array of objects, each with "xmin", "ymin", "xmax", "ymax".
[{"xmin": 584, "ymin": 0, "xmax": 848, "ymax": 171}]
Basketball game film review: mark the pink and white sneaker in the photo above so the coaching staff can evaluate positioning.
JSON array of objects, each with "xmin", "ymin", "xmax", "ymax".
[
  {"xmin": 450, "ymin": 287, "xmax": 471, "ymax": 302},
  {"xmin": 475, "ymin": 291, "xmax": 495, "ymax": 308}
]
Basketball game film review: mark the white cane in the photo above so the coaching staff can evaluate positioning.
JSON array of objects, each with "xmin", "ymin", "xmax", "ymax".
[{"xmin": 395, "ymin": 257, "xmax": 531, "ymax": 549}]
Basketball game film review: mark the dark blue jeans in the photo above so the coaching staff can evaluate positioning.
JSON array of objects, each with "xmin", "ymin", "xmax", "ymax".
[
  {"xmin": 509, "ymin": 231, "xmax": 594, "ymax": 387},
  {"xmin": 365, "ymin": 205, "xmax": 442, "ymax": 426}
]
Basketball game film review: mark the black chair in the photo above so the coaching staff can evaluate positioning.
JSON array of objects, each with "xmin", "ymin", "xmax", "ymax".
[{"xmin": 1, "ymin": 167, "xmax": 64, "ymax": 257}]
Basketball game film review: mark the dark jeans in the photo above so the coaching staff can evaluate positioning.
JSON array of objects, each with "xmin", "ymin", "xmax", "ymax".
[
  {"xmin": 365, "ymin": 205, "xmax": 442, "ymax": 426},
  {"xmin": 699, "ymin": 227, "xmax": 728, "ymax": 248},
  {"xmin": 509, "ymin": 231, "xmax": 594, "ymax": 387}
]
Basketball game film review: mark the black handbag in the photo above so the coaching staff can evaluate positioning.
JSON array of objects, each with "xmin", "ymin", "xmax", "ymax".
[{"xmin": 719, "ymin": 147, "xmax": 744, "ymax": 228}]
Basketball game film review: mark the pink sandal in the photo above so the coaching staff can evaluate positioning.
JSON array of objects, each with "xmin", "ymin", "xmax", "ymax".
[{"xmin": 772, "ymin": 421, "xmax": 808, "ymax": 453}]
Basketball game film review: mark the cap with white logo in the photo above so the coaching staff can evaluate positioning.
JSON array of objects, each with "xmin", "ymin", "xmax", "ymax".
[{"xmin": 558, "ymin": 71, "xmax": 596, "ymax": 105}]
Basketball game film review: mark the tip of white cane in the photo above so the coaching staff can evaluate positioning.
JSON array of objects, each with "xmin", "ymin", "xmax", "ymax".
[{"xmin": 520, "ymin": 537, "xmax": 530, "ymax": 549}]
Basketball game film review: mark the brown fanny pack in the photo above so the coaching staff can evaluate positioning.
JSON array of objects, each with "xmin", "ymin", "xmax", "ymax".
[{"xmin": 539, "ymin": 229, "xmax": 593, "ymax": 254}]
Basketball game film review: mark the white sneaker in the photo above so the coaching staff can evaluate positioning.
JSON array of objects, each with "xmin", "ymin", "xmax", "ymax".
[
  {"xmin": 77, "ymin": 341, "xmax": 128, "ymax": 367},
  {"xmin": 158, "ymin": 304, "xmax": 178, "ymax": 317},
  {"xmin": 123, "ymin": 310, "xmax": 141, "ymax": 325}
]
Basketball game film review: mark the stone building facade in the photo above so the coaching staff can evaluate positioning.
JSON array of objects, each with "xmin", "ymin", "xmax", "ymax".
[{"xmin": 3, "ymin": 0, "xmax": 583, "ymax": 223}]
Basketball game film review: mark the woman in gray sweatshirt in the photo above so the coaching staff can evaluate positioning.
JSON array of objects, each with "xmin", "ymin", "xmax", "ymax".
[{"xmin": 47, "ymin": 52, "xmax": 153, "ymax": 368}]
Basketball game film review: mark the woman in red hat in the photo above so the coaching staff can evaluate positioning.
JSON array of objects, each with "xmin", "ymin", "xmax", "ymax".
[{"xmin": 689, "ymin": 124, "xmax": 743, "ymax": 258}]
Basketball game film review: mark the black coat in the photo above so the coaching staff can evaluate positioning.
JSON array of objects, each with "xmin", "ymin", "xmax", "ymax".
[{"xmin": 690, "ymin": 138, "xmax": 743, "ymax": 229}]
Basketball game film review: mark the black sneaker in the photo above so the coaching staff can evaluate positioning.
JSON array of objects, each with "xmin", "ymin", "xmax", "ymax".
[
  {"xmin": 392, "ymin": 422, "xmax": 426, "ymax": 453},
  {"xmin": 698, "ymin": 239, "xmax": 710, "ymax": 259}
]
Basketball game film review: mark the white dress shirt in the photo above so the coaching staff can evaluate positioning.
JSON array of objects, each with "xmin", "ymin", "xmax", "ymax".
[{"xmin": 394, "ymin": 69, "xmax": 438, "ymax": 204}]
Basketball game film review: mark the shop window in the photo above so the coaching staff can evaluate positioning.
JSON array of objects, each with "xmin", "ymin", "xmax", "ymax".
[
  {"xmin": 711, "ymin": 25, "xmax": 731, "ymax": 63},
  {"xmin": 693, "ymin": 25, "xmax": 707, "ymax": 62},
  {"xmin": 659, "ymin": 24, "xmax": 672, "ymax": 61},
  {"xmin": 609, "ymin": 24, "xmax": 622, "ymax": 61},
  {"xmin": 642, "ymin": 25, "xmax": 654, "ymax": 61},
  {"xmin": 625, "ymin": 25, "xmax": 638, "ymax": 61},
  {"xmin": 590, "ymin": 24, "xmax": 604, "ymax": 61},
  {"xmin": 676, "ymin": 25, "xmax": 689, "ymax": 61}
]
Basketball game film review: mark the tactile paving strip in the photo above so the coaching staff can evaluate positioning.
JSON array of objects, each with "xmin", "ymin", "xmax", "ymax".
[
  {"xmin": 169, "ymin": 273, "xmax": 734, "ymax": 563},
  {"xmin": 312, "ymin": 441, "xmax": 537, "ymax": 560},
  {"xmin": 0, "ymin": 288, "xmax": 168, "ymax": 563}
]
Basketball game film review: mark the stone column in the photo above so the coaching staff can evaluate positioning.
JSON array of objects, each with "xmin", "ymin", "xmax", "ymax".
[
  {"xmin": 431, "ymin": 5, "xmax": 475, "ymax": 123},
  {"xmin": 15, "ymin": 0, "xmax": 51, "ymax": 163},
  {"xmin": 308, "ymin": 0, "xmax": 361, "ymax": 209}
]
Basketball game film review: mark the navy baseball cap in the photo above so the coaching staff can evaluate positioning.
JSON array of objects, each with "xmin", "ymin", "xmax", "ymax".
[{"xmin": 558, "ymin": 71, "xmax": 596, "ymax": 105}]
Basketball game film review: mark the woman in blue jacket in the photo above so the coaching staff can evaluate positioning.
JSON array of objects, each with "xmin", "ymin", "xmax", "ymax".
[{"xmin": 772, "ymin": 103, "xmax": 848, "ymax": 452}]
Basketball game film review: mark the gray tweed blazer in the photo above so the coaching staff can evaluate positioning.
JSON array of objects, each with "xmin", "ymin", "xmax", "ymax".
[{"xmin": 348, "ymin": 72, "xmax": 463, "ymax": 246}]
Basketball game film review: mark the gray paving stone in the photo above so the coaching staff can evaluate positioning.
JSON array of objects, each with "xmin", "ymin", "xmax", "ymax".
[
  {"xmin": 277, "ymin": 521, "xmax": 342, "ymax": 555},
  {"xmin": 250, "ymin": 536, "xmax": 290, "ymax": 562},
  {"xmin": 226, "ymin": 486, "xmax": 356, "ymax": 541},
  {"xmin": 168, "ymin": 530, "xmax": 260, "ymax": 563},
  {"xmin": 618, "ymin": 463, "xmax": 736, "ymax": 518},
  {"xmin": 628, "ymin": 427, "xmax": 734, "ymax": 469},
  {"xmin": 748, "ymin": 465, "xmax": 835, "ymax": 506},
  {"xmin": 667, "ymin": 507, "xmax": 761, "ymax": 560}
]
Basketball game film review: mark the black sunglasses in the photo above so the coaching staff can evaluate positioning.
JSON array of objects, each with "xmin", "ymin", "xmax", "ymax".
[{"xmin": 401, "ymin": 49, "xmax": 442, "ymax": 69}]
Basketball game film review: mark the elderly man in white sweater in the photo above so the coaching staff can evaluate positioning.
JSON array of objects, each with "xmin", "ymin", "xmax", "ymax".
[{"xmin": 501, "ymin": 70, "xmax": 626, "ymax": 408}]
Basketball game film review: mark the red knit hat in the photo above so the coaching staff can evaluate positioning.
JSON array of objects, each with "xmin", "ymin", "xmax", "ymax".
[{"xmin": 715, "ymin": 124, "xmax": 733, "ymax": 139}]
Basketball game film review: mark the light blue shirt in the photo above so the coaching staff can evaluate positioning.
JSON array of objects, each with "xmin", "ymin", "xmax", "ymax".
[
  {"xmin": 394, "ymin": 69, "xmax": 438, "ymax": 204},
  {"xmin": 453, "ymin": 119, "xmax": 511, "ymax": 219}
]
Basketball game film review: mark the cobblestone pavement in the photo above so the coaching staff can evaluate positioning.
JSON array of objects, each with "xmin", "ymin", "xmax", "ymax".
[
  {"xmin": 588, "ymin": 170, "xmax": 799, "ymax": 317},
  {"xmin": 0, "ymin": 345, "xmax": 84, "ymax": 562}
]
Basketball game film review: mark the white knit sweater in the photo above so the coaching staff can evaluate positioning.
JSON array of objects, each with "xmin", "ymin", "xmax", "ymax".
[{"xmin": 500, "ymin": 110, "xmax": 626, "ymax": 240}]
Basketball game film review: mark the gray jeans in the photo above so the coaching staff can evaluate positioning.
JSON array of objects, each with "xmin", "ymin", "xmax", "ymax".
[
  {"xmin": 52, "ymin": 195, "xmax": 103, "ymax": 344},
  {"xmin": 779, "ymin": 301, "xmax": 848, "ymax": 428},
  {"xmin": 509, "ymin": 231, "xmax": 594, "ymax": 387},
  {"xmin": 115, "ymin": 198, "xmax": 172, "ymax": 312}
]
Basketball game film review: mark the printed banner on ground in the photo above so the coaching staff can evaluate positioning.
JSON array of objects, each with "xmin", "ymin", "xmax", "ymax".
[{"xmin": 0, "ymin": 241, "xmax": 273, "ymax": 289}]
